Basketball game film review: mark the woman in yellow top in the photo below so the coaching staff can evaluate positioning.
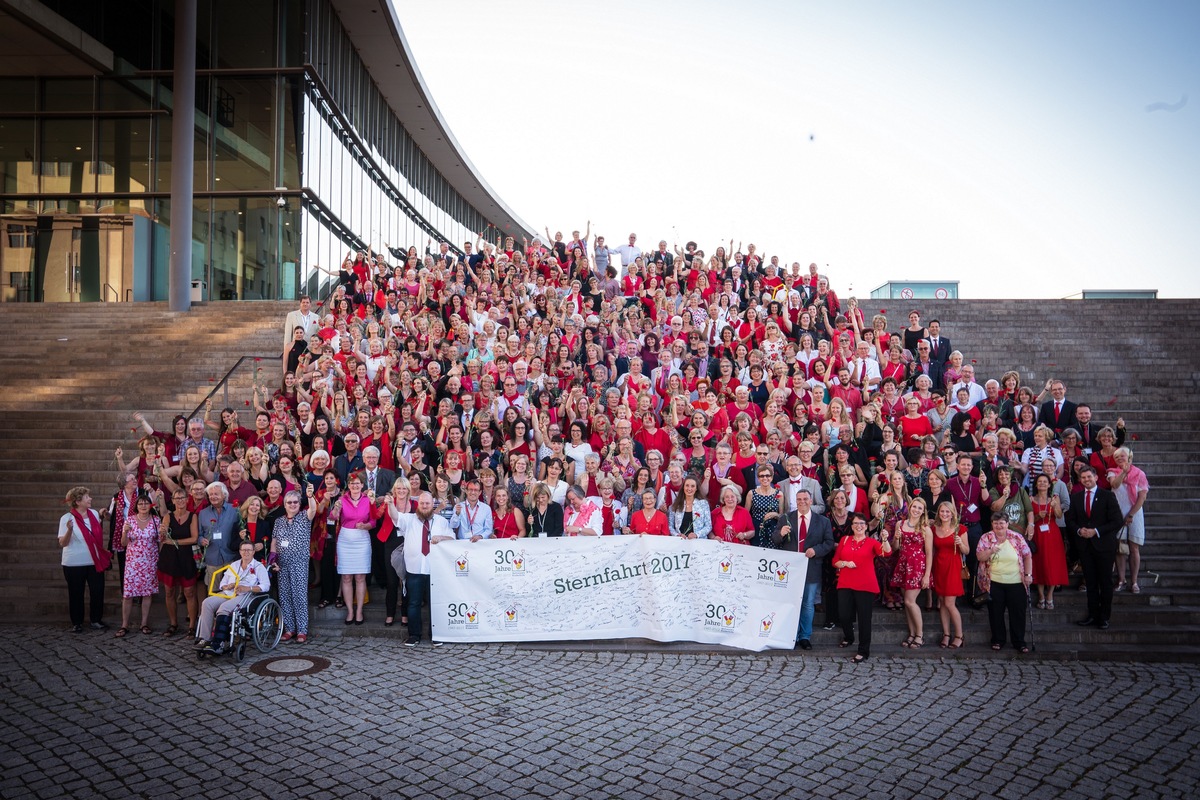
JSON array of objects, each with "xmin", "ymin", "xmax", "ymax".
[{"xmin": 976, "ymin": 516, "xmax": 1034, "ymax": 653}]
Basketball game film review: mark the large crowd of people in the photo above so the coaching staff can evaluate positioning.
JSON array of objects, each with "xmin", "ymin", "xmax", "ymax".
[{"xmin": 58, "ymin": 227, "xmax": 1151, "ymax": 659}]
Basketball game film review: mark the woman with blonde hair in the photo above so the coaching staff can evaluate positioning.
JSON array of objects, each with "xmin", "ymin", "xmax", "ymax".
[
  {"xmin": 58, "ymin": 486, "xmax": 110, "ymax": 633},
  {"xmin": 891, "ymin": 497, "xmax": 933, "ymax": 648}
]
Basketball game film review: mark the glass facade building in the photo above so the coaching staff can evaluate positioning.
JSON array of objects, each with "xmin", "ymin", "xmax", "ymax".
[{"xmin": 0, "ymin": 0, "xmax": 531, "ymax": 303}]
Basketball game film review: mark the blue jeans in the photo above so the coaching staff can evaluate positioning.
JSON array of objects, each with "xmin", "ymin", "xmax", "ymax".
[
  {"xmin": 405, "ymin": 573, "xmax": 430, "ymax": 640},
  {"xmin": 796, "ymin": 579, "xmax": 821, "ymax": 642}
]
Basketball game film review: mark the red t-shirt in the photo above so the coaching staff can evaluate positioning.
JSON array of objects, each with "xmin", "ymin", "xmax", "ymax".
[
  {"xmin": 834, "ymin": 536, "xmax": 884, "ymax": 592},
  {"xmin": 634, "ymin": 428, "xmax": 673, "ymax": 463}
]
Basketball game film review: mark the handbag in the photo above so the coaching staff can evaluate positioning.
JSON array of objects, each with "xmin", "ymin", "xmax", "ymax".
[
  {"xmin": 1118, "ymin": 525, "xmax": 1130, "ymax": 556},
  {"xmin": 970, "ymin": 574, "xmax": 990, "ymax": 607},
  {"xmin": 959, "ymin": 554, "xmax": 970, "ymax": 581}
]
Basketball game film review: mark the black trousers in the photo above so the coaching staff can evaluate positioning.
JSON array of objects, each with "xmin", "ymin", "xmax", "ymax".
[
  {"xmin": 63, "ymin": 565, "xmax": 105, "ymax": 625},
  {"xmin": 319, "ymin": 536, "xmax": 338, "ymax": 604},
  {"xmin": 384, "ymin": 536, "xmax": 405, "ymax": 617},
  {"xmin": 988, "ymin": 581, "xmax": 1028, "ymax": 648},
  {"xmin": 1079, "ymin": 537, "xmax": 1116, "ymax": 622},
  {"xmin": 406, "ymin": 574, "xmax": 430, "ymax": 640},
  {"xmin": 838, "ymin": 588, "xmax": 875, "ymax": 658}
]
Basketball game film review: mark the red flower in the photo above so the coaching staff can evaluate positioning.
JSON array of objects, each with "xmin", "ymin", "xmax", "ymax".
[
  {"xmin": 245, "ymin": 401, "xmax": 251, "ymax": 406},
  {"xmin": 254, "ymin": 358, "xmax": 261, "ymax": 362},
  {"xmin": 879, "ymin": 309, "xmax": 887, "ymax": 314},
  {"xmin": 1131, "ymin": 434, "xmax": 1140, "ymax": 441},
  {"xmin": 1107, "ymin": 397, "xmax": 1118, "ymax": 406}
]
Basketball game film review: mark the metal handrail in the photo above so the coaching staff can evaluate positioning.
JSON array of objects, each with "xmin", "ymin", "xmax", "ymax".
[
  {"xmin": 186, "ymin": 353, "xmax": 281, "ymax": 422},
  {"xmin": 103, "ymin": 282, "xmax": 119, "ymax": 302}
]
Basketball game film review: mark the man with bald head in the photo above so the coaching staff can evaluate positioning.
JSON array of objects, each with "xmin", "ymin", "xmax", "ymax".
[{"xmin": 386, "ymin": 491, "xmax": 454, "ymax": 647}]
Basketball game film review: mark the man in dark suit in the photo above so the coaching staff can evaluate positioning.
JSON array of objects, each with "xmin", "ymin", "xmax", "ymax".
[
  {"xmin": 1065, "ymin": 466, "xmax": 1124, "ymax": 629},
  {"xmin": 1074, "ymin": 403, "xmax": 1126, "ymax": 453},
  {"xmin": 925, "ymin": 319, "xmax": 951, "ymax": 365},
  {"xmin": 907, "ymin": 339, "xmax": 944, "ymax": 392},
  {"xmin": 361, "ymin": 445, "xmax": 396, "ymax": 588},
  {"xmin": 772, "ymin": 489, "xmax": 835, "ymax": 650},
  {"xmin": 1039, "ymin": 379, "xmax": 1078, "ymax": 439}
]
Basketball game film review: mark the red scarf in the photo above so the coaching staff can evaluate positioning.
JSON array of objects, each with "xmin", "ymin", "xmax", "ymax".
[{"xmin": 71, "ymin": 508, "xmax": 111, "ymax": 573}]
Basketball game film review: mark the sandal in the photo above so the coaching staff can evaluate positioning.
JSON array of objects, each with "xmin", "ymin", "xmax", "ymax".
[
  {"xmin": 1046, "ymin": 600, "xmax": 1054, "ymax": 610},
  {"xmin": 140, "ymin": 625, "xmax": 153, "ymax": 635},
  {"xmin": 1131, "ymin": 584, "xmax": 1141, "ymax": 594},
  {"xmin": 335, "ymin": 599, "xmax": 346, "ymax": 609},
  {"xmin": 901, "ymin": 635, "xmax": 915, "ymax": 648},
  {"xmin": 839, "ymin": 639, "xmax": 854, "ymax": 648},
  {"xmin": 991, "ymin": 643, "xmax": 1002, "ymax": 651},
  {"xmin": 1115, "ymin": 582, "xmax": 1126, "ymax": 593},
  {"xmin": 296, "ymin": 634, "xmax": 308, "ymax": 644},
  {"xmin": 115, "ymin": 627, "xmax": 129, "ymax": 638},
  {"xmin": 317, "ymin": 601, "xmax": 331, "ymax": 609},
  {"xmin": 850, "ymin": 654, "xmax": 867, "ymax": 664},
  {"xmin": 909, "ymin": 636, "xmax": 924, "ymax": 649},
  {"xmin": 950, "ymin": 636, "xmax": 963, "ymax": 649},
  {"xmin": 162, "ymin": 625, "xmax": 178, "ymax": 637},
  {"xmin": 939, "ymin": 634, "xmax": 951, "ymax": 649},
  {"xmin": 281, "ymin": 632, "xmax": 294, "ymax": 643},
  {"xmin": 1019, "ymin": 646, "xmax": 1031, "ymax": 654},
  {"xmin": 1036, "ymin": 600, "xmax": 1046, "ymax": 610}
]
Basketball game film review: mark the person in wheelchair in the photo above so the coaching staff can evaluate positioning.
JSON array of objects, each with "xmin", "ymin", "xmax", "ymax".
[{"xmin": 196, "ymin": 541, "xmax": 271, "ymax": 654}]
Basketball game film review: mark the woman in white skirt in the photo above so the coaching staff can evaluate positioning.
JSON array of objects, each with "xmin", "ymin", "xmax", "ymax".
[
  {"xmin": 1107, "ymin": 447, "xmax": 1150, "ymax": 594},
  {"xmin": 330, "ymin": 471, "xmax": 375, "ymax": 625}
]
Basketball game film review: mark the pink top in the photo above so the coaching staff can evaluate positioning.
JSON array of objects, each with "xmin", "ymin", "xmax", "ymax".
[
  {"xmin": 338, "ymin": 494, "xmax": 374, "ymax": 531},
  {"xmin": 1107, "ymin": 465, "xmax": 1149, "ymax": 507}
]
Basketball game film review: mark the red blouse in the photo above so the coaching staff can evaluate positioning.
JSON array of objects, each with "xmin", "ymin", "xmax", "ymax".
[
  {"xmin": 712, "ymin": 506, "xmax": 754, "ymax": 544},
  {"xmin": 834, "ymin": 535, "xmax": 885, "ymax": 592},
  {"xmin": 629, "ymin": 509, "xmax": 669, "ymax": 536}
]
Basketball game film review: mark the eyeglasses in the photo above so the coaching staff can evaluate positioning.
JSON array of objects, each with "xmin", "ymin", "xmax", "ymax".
[{"xmin": 284, "ymin": 500, "xmax": 300, "ymax": 506}]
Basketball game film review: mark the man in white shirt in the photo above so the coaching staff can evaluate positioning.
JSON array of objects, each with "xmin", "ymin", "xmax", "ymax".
[
  {"xmin": 283, "ymin": 296, "xmax": 319, "ymax": 352},
  {"xmin": 387, "ymin": 492, "xmax": 454, "ymax": 647},
  {"xmin": 852, "ymin": 340, "xmax": 882, "ymax": 392},
  {"xmin": 611, "ymin": 233, "xmax": 642, "ymax": 275},
  {"xmin": 950, "ymin": 364, "xmax": 987, "ymax": 408},
  {"xmin": 777, "ymin": 457, "xmax": 826, "ymax": 515},
  {"xmin": 451, "ymin": 481, "xmax": 493, "ymax": 542}
]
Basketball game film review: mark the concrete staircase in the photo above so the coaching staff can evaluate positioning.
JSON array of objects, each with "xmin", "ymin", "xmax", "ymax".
[
  {"xmin": 0, "ymin": 301, "xmax": 289, "ymax": 620},
  {"xmin": 2, "ymin": 299, "xmax": 1199, "ymax": 661}
]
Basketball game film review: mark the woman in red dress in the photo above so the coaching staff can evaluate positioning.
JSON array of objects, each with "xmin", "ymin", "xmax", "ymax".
[
  {"xmin": 1029, "ymin": 473, "xmax": 1068, "ymax": 609},
  {"xmin": 711, "ymin": 485, "xmax": 755, "ymax": 544},
  {"xmin": 930, "ymin": 502, "xmax": 968, "ymax": 649},
  {"xmin": 491, "ymin": 487, "xmax": 525, "ymax": 539},
  {"xmin": 890, "ymin": 497, "xmax": 933, "ymax": 649}
]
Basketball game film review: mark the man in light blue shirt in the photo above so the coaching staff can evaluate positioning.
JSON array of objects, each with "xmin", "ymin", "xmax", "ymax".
[{"xmin": 451, "ymin": 480, "xmax": 493, "ymax": 541}]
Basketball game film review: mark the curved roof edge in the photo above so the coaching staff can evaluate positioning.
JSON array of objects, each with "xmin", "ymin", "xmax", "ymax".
[{"xmin": 328, "ymin": 0, "xmax": 537, "ymax": 242}]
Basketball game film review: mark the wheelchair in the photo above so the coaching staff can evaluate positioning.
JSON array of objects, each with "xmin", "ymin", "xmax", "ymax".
[{"xmin": 198, "ymin": 565, "xmax": 284, "ymax": 663}]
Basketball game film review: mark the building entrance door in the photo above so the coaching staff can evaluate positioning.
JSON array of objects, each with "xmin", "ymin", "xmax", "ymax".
[{"xmin": 0, "ymin": 214, "xmax": 134, "ymax": 302}]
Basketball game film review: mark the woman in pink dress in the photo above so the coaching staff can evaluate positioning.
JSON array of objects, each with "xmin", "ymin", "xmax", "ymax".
[{"xmin": 116, "ymin": 491, "xmax": 159, "ymax": 637}]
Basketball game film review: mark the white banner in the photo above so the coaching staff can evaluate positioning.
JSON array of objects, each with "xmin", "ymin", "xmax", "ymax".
[{"xmin": 429, "ymin": 535, "xmax": 806, "ymax": 652}]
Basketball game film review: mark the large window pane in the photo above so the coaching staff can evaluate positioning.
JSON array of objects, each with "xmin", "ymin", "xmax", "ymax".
[
  {"xmin": 0, "ymin": 119, "xmax": 37, "ymax": 211},
  {"xmin": 214, "ymin": 0, "xmax": 275, "ymax": 68},
  {"xmin": 98, "ymin": 118, "xmax": 151, "ymax": 212},
  {"xmin": 211, "ymin": 196, "xmax": 287, "ymax": 300},
  {"xmin": 42, "ymin": 79, "xmax": 95, "ymax": 112},
  {"xmin": 281, "ymin": 75, "xmax": 301, "ymax": 189},
  {"xmin": 41, "ymin": 118, "xmax": 95, "ymax": 202},
  {"xmin": 0, "ymin": 79, "xmax": 35, "ymax": 112},
  {"xmin": 213, "ymin": 77, "xmax": 274, "ymax": 191}
]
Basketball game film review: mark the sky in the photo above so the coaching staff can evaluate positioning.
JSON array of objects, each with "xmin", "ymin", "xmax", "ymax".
[{"xmin": 397, "ymin": 0, "xmax": 1200, "ymax": 299}]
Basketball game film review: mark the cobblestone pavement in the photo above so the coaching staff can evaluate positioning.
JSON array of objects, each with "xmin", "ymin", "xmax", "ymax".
[{"xmin": 1, "ymin": 626, "xmax": 1197, "ymax": 800}]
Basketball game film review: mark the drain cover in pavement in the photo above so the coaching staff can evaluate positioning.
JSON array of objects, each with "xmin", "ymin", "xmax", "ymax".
[{"xmin": 249, "ymin": 655, "xmax": 331, "ymax": 677}]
